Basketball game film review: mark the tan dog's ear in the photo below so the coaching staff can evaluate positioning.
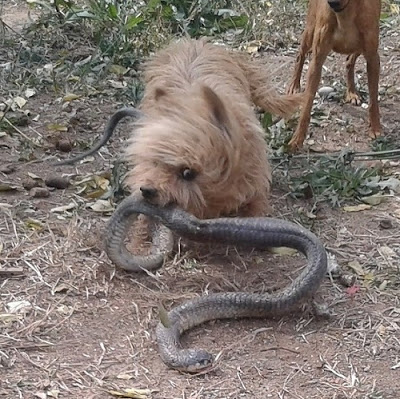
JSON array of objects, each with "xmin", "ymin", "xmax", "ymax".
[
  {"xmin": 154, "ymin": 87, "xmax": 167, "ymax": 101},
  {"xmin": 201, "ymin": 85, "xmax": 231, "ymax": 136}
]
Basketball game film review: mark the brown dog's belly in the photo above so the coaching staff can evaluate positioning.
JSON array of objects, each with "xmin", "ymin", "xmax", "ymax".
[{"xmin": 332, "ymin": 28, "xmax": 362, "ymax": 54}]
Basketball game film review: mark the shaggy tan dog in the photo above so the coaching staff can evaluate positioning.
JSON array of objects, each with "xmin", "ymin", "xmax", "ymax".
[{"xmin": 125, "ymin": 38, "xmax": 302, "ymax": 220}]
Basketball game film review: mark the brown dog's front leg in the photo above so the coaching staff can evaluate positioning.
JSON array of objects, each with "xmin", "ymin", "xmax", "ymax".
[
  {"xmin": 365, "ymin": 51, "xmax": 382, "ymax": 138},
  {"xmin": 345, "ymin": 53, "xmax": 361, "ymax": 105},
  {"xmin": 288, "ymin": 39, "xmax": 331, "ymax": 152}
]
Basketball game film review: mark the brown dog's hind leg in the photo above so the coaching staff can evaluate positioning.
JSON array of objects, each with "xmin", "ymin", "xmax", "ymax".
[
  {"xmin": 365, "ymin": 51, "xmax": 382, "ymax": 138},
  {"xmin": 288, "ymin": 35, "xmax": 332, "ymax": 152},
  {"xmin": 287, "ymin": 1, "xmax": 317, "ymax": 96},
  {"xmin": 345, "ymin": 53, "xmax": 361, "ymax": 105},
  {"xmin": 287, "ymin": 27, "xmax": 314, "ymax": 95}
]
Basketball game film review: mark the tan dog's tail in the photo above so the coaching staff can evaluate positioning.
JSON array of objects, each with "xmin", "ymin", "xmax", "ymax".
[{"xmin": 235, "ymin": 53, "xmax": 304, "ymax": 118}]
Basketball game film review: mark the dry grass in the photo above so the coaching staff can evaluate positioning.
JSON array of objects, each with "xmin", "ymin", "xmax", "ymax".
[
  {"xmin": 1, "ymin": 184, "xmax": 400, "ymax": 398},
  {"xmin": 1, "ymin": 1, "xmax": 400, "ymax": 398}
]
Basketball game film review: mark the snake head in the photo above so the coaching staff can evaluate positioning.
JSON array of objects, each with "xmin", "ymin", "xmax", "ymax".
[{"xmin": 175, "ymin": 348, "xmax": 214, "ymax": 373}]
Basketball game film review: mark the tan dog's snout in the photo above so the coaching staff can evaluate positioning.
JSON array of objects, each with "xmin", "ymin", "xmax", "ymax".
[
  {"xmin": 327, "ymin": 0, "xmax": 342, "ymax": 11},
  {"xmin": 140, "ymin": 186, "xmax": 158, "ymax": 200}
]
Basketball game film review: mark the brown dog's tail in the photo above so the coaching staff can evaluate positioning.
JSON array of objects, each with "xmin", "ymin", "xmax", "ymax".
[
  {"xmin": 252, "ymin": 89, "xmax": 304, "ymax": 119},
  {"xmin": 234, "ymin": 53, "xmax": 304, "ymax": 118}
]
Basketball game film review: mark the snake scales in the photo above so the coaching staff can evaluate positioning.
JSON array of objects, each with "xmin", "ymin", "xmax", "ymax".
[{"xmin": 105, "ymin": 193, "xmax": 328, "ymax": 372}]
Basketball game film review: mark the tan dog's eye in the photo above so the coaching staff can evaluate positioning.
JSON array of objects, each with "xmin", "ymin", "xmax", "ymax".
[{"xmin": 181, "ymin": 168, "xmax": 197, "ymax": 181}]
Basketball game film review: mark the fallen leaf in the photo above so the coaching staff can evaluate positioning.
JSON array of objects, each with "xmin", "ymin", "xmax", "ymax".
[
  {"xmin": 327, "ymin": 252, "xmax": 339, "ymax": 273},
  {"xmin": 108, "ymin": 79, "xmax": 127, "ymax": 89},
  {"xmin": 47, "ymin": 390, "xmax": 60, "ymax": 399},
  {"xmin": 25, "ymin": 88, "xmax": 36, "ymax": 98},
  {"xmin": 0, "ymin": 202, "xmax": 13, "ymax": 210},
  {"xmin": 378, "ymin": 245, "xmax": 397, "ymax": 259},
  {"xmin": 375, "ymin": 177, "xmax": 400, "ymax": 193},
  {"xmin": 0, "ymin": 313, "xmax": 21, "ymax": 324},
  {"xmin": 88, "ymin": 199, "xmax": 114, "ymax": 213},
  {"xmin": 25, "ymin": 219, "xmax": 44, "ymax": 231},
  {"xmin": 245, "ymin": 45, "xmax": 259, "ymax": 54},
  {"xmin": 0, "ymin": 183, "xmax": 18, "ymax": 192},
  {"xmin": 269, "ymin": 247, "xmax": 298, "ymax": 256},
  {"xmin": 117, "ymin": 374, "xmax": 134, "ymax": 380},
  {"xmin": 47, "ymin": 123, "xmax": 68, "ymax": 132},
  {"xmin": 53, "ymin": 283, "xmax": 70, "ymax": 294},
  {"xmin": 342, "ymin": 204, "xmax": 371, "ymax": 212},
  {"xmin": 14, "ymin": 96, "xmax": 27, "ymax": 109},
  {"xmin": 377, "ymin": 325, "xmax": 386, "ymax": 335},
  {"xmin": 27, "ymin": 172, "xmax": 41, "ymax": 179},
  {"xmin": 50, "ymin": 202, "xmax": 77, "ymax": 213},
  {"xmin": 86, "ymin": 188, "xmax": 108, "ymax": 199},
  {"xmin": 363, "ymin": 273, "xmax": 375, "ymax": 286},
  {"xmin": 93, "ymin": 175, "xmax": 110, "ymax": 190},
  {"xmin": 361, "ymin": 194, "xmax": 386, "ymax": 206},
  {"xmin": 254, "ymin": 256, "xmax": 264, "ymax": 264},
  {"xmin": 378, "ymin": 280, "xmax": 388, "ymax": 291},
  {"xmin": 393, "ymin": 208, "xmax": 400, "ymax": 219},
  {"xmin": 56, "ymin": 305, "xmax": 72, "ymax": 315},
  {"xmin": 62, "ymin": 93, "xmax": 81, "ymax": 102},
  {"xmin": 158, "ymin": 304, "xmax": 171, "ymax": 328},
  {"xmin": 347, "ymin": 260, "xmax": 365, "ymax": 276},
  {"xmin": 108, "ymin": 388, "xmax": 153, "ymax": 399},
  {"xmin": 390, "ymin": 3, "xmax": 400, "ymax": 14},
  {"xmin": 7, "ymin": 300, "xmax": 32, "ymax": 314},
  {"xmin": 109, "ymin": 64, "xmax": 129, "ymax": 75}
]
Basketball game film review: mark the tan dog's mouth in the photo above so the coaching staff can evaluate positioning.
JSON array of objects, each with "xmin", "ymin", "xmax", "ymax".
[{"xmin": 138, "ymin": 186, "xmax": 177, "ymax": 209}]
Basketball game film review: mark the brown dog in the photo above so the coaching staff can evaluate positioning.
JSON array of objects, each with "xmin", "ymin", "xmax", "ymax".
[
  {"xmin": 287, "ymin": 0, "xmax": 382, "ymax": 151},
  {"xmin": 124, "ymin": 38, "xmax": 303, "ymax": 220}
]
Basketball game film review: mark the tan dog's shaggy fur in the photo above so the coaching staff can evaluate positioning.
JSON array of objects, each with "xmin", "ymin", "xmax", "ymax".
[{"xmin": 125, "ymin": 38, "xmax": 303, "ymax": 220}]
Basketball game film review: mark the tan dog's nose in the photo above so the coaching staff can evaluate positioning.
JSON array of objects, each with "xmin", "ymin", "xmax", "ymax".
[
  {"xmin": 140, "ymin": 186, "xmax": 158, "ymax": 200},
  {"xmin": 328, "ymin": 0, "xmax": 342, "ymax": 11}
]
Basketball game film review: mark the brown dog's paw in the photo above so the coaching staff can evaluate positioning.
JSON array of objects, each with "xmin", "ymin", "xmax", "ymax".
[
  {"xmin": 288, "ymin": 136, "xmax": 304, "ymax": 153},
  {"xmin": 368, "ymin": 127, "xmax": 382, "ymax": 139},
  {"xmin": 286, "ymin": 82, "xmax": 301, "ymax": 95},
  {"xmin": 345, "ymin": 91, "xmax": 361, "ymax": 106}
]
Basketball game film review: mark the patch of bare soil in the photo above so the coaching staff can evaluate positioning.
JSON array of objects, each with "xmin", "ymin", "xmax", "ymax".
[
  {"xmin": 1, "ymin": 3, "xmax": 400, "ymax": 399},
  {"xmin": 0, "ymin": 0, "xmax": 38, "ymax": 32}
]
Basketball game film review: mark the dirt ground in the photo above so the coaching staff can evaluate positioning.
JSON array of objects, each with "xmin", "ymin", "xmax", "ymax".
[{"xmin": 1, "ymin": 1, "xmax": 400, "ymax": 399}]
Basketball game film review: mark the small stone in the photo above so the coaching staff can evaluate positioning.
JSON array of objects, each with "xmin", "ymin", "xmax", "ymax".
[
  {"xmin": 0, "ymin": 164, "xmax": 16, "ymax": 174},
  {"xmin": 8, "ymin": 113, "xmax": 29, "ymax": 127},
  {"xmin": 30, "ymin": 187, "xmax": 50, "ymax": 198},
  {"xmin": 379, "ymin": 219, "xmax": 393, "ymax": 229},
  {"xmin": 22, "ymin": 178, "xmax": 41, "ymax": 190},
  {"xmin": 56, "ymin": 139, "xmax": 73, "ymax": 153},
  {"xmin": 45, "ymin": 176, "xmax": 70, "ymax": 189},
  {"xmin": 318, "ymin": 86, "xmax": 335, "ymax": 100},
  {"xmin": 338, "ymin": 273, "xmax": 356, "ymax": 287}
]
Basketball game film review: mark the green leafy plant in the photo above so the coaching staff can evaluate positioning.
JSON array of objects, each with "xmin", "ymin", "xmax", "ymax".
[{"xmin": 284, "ymin": 153, "xmax": 394, "ymax": 207}]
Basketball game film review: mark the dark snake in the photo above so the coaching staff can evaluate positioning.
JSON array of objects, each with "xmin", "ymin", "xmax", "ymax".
[{"xmin": 105, "ymin": 193, "xmax": 328, "ymax": 372}]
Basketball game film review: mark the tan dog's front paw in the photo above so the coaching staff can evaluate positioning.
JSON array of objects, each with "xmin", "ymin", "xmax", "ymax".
[{"xmin": 345, "ymin": 91, "xmax": 361, "ymax": 106}]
